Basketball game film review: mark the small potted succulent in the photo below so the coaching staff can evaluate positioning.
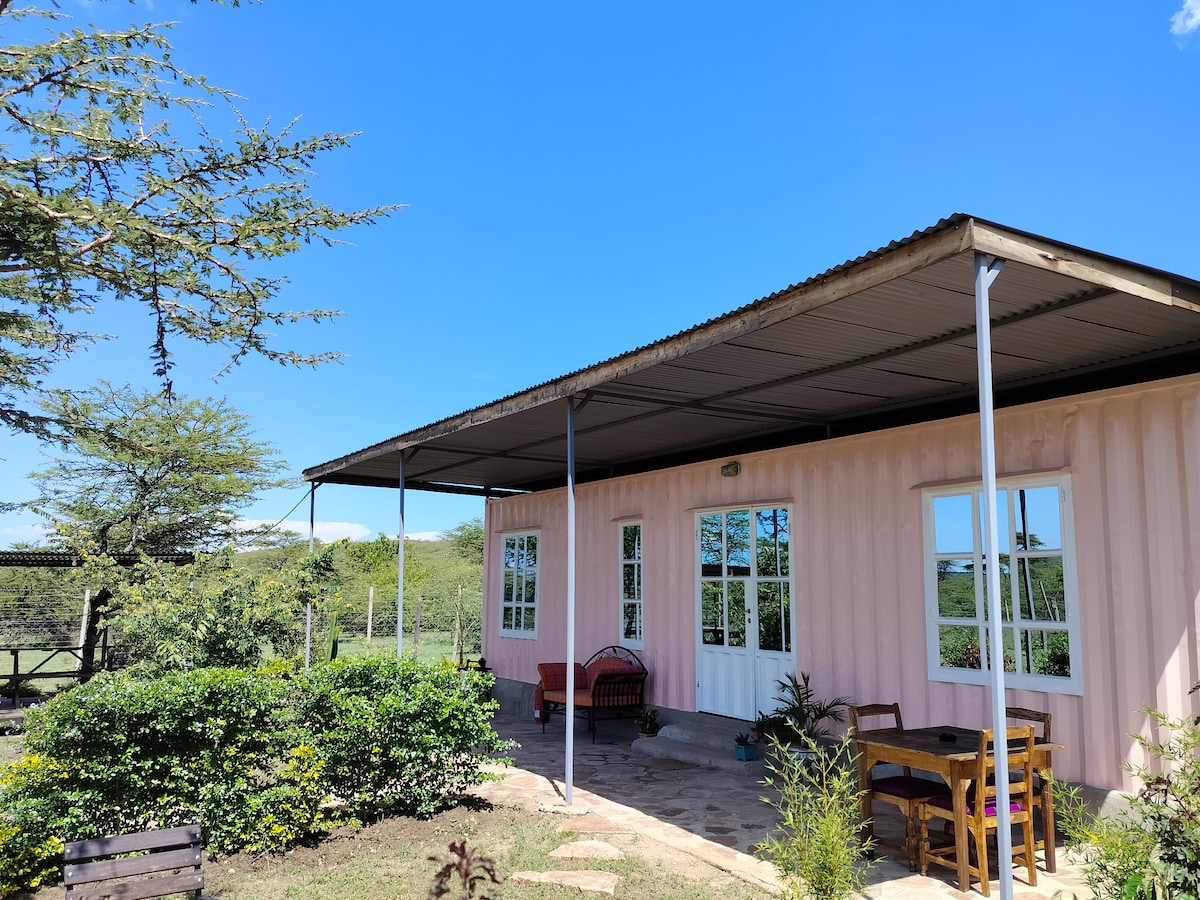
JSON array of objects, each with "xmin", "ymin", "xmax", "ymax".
[
  {"xmin": 636, "ymin": 707, "xmax": 660, "ymax": 736},
  {"xmin": 734, "ymin": 731, "xmax": 759, "ymax": 761}
]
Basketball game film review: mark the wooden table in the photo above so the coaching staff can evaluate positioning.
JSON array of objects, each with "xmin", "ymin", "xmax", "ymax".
[{"xmin": 852, "ymin": 725, "xmax": 1063, "ymax": 891}]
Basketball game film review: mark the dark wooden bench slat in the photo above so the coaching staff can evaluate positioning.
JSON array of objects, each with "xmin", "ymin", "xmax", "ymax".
[
  {"xmin": 64, "ymin": 825, "xmax": 201, "ymax": 860},
  {"xmin": 64, "ymin": 847, "xmax": 202, "ymax": 884},
  {"xmin": 67, "ymin": 871, "xmax": 203, "ymax": 900}
]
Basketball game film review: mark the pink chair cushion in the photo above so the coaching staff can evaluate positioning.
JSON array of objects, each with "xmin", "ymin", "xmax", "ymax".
[{"xmin": 872, "ymin": 775, "xmax": 950, "ymax": 800}]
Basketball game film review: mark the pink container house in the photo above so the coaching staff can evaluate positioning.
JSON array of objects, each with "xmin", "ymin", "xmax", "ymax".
[{"xmin": 307, "ymin": 215, "xmax": 1200, "ymax": 796}]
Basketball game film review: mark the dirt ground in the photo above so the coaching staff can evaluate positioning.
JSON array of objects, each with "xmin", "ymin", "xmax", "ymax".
[{"xmin": 20, "ymin": 796, "xmax": 767, "ymax": 900}]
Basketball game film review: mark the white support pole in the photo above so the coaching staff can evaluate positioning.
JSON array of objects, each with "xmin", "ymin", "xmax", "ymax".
[
  {"xmin": 976, "ymin": 252, "xmax": 1014, "ymax": 900},
  {"xmin": 305, "ymin": 483, "xmax": 316, "ymax": 669},
  {"xmin": 397, "ymin": 454, "xmax": 407, "ymax": 659},
  {"xmin": 565, "ymin": 398, "xmax": 578, "ymax": 804}
]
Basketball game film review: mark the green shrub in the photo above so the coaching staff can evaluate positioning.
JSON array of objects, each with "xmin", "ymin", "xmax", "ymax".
[
  {"xmin": 757, "ymin": 731, "xmax": 873, "ymax": 900},
  {"xmin": 296, "ymin": 656, "xmax": 505, "ymax": 819},
  {"xmin": 0, "ymin": 657, "xmax": 508, "ymax": 896},
  {"xmin": 1056, "ymin": 709, "xmax": 1200, "ymax": 900}
]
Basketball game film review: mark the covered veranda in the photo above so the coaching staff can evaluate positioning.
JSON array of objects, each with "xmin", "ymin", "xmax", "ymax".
[{"xmin": 305, "ymin": 214, "xmax": 1200, "ymax": 898}]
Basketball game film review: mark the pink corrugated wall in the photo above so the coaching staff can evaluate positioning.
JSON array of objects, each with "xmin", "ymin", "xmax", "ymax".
[{"xmin": 482, "ymin": 374, "xmax": 1200, "ymax": 791}]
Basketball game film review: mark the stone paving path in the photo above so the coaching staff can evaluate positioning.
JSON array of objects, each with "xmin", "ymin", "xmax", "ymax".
[{"xmin": 476, "ymin": 713, "xmax": 1096, "ymax": 899}]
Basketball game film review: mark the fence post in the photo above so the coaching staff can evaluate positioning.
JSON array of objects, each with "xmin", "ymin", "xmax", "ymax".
[
  {"xmin": 413, "ymin": 597, "xmax": 422, "ymax": 648},
  {"xmin": 366, "ymin": 586, "xmax": 374, "ymax": 648},
  {"xmin": 454, "ymin": 583, "xmax": 464, "ymax": 664}
]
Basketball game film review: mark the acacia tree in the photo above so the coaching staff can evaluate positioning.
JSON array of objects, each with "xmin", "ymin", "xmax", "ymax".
[
  {"xmin": 0, "ymin": 1, "xmax": 395, "ymax": 436},
  {"xmin": 20, "ymin": 381, "xmax": 288, "ymax": 553}
]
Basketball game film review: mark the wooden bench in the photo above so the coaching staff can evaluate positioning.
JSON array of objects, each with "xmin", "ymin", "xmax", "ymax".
[
  {"xmin": 64, "ymin": 824, "xmax": 205, "ymax": 900},
  {"xmin": 537, "ymin": 646, "xmax": 646, "ymax": 743}
]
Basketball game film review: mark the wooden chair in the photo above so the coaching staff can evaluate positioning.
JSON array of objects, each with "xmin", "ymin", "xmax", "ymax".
[
  {"xmin": 1006, "ymin": 707, "xmax": 1052, "ymax": 861},
  {"xmin": 918, "ymin": 726, "xmax": 1038, "ymax": 897},
  {"xmin": 849, "ymin": 703, "xmax": 950, "ymax": 871}
]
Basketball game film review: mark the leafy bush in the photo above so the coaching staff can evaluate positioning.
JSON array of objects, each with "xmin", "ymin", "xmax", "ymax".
[
  {"xmin": 1056, "ymin": 709, "xmax": 1200, "ymax": 900},
  {"xmin": 758, "ymin": 731, "xmax": 873, "ymax": 900},
  {"xmin": 0, "ymin": 657, "xmax": 508, "ymax": 896}
]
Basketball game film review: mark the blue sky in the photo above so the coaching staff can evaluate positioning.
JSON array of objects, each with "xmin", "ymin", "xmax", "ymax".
[{"xmin": 3, "ymin": 1, "xmax": 1200, "ymax": 547}]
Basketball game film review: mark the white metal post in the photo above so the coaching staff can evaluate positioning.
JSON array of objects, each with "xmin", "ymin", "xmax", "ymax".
[
  {"xmin": 397, "ymin": 454, "xmax": 406, "ymax": 658},
  {"xmin": 565, "ymin": 398, "xmax": 577, "ymax": 804},
  {"xmin": 976, "ymin": 252, "xmax": 1014, "ymax": 900},
  {"xmin": 305, "ymin": 483, "xmax": 316, "ymax": 669}
]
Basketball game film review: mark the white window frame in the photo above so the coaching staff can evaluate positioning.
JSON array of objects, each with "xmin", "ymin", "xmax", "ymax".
[
  {"xmin": 498, "ymin": 530, "xmax": 539, "ymax": 639},
  {"xmin": 922, "ymin": 474, "xmax": 1082, "ymax": 695},
  {"xmin": 618, "ymin": 521, "xmax": 643, "ymax": 649}
]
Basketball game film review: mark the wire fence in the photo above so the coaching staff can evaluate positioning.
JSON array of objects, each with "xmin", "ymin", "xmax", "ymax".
[
  {"xmin": 305, "ymin": 589, "xmax": 484, "ymax": 667},
  {"xmin": 0, "ymin": 585, "xmax": 484, "ymax": 679},
  {"xmin": 0, "ymin": 587, "xmax": 88, "ymax": 647}
]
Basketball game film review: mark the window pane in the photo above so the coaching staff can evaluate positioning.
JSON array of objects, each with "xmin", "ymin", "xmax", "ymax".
[
  {"xmin": 1016, "ymin": 555, "xmax": 1065, "ymax": 621},
  {"xmin": 727, "ymin": 581, "xmax": 746, "ymax": 647},
  {"xmin": 622, "ymin": 564, "xmax": 638, "ymax": 601},
  {"xmin": 1023, "ymin": 628, "xmax": 1071, "ymax": 677},
  {"xmin": 503, "ymin": 572, "xmax": 514, "ymax": 604},
  {"xmin": 756, "ymin": 509, "xmax": 789, "ymax": 577},
  {"xmin": 622, "ymin": 524, "xmax": 641, "ymax": 562},
  {"xmin": 701, "ymin": 581, "xmax": 724, "ymax": 645},
  {"xmin": 726, "ymin": 510, "xmax": 751, "ymax": 576},
  {"xmin": 939, "ymin": 625, "xmax": 982, "ymax": 670},
  {"xmin": 757, "ymin": 581, "xmax": 784, "ymax": 652},
  {"xmin": 1014, "ymin": 486, "xmax": 1062, "ymax": 552},
  {"xmin": 504, "ymin": 537, "xmax": 517, "ymax": 569},
  {"xmin": 525, "ymin": 534, "xmax": 538, "ymax": 566},
  {"xmin": 979, "ymin": 491, "xmax": 1011, "ymax": 555},
  {"xmin": 522, "ymin": 573, "xmax": 537, "ymax": 603},
  {"xmin": 700, "ymin": 515, "xmax": 723, "ymax": 577},
  {"xmin": 934, "ymin": 494, "xmax": 973, "ymax": 554},
  {"xmin": 936, "ymin": 560, "xmax": 976, "ymax": 617},
  {"xmin": 502, "ymin": 607, "xmax": 513, "ymax": 630},
  {"xmin": 623, "ymin": 601, "xmax": 642, "ymax": 642},
  {"xmin": 523, "ymin": 607, "xmax": 536, "ymax": 632}
]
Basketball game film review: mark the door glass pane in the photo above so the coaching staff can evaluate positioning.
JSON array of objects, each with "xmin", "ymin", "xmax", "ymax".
[
  {"xmin": 726, "ymin": 510, "xmax": 751, "ymax": 576},
  {"xmin": 782, "ymin": 582, "xmax": 791, "ymax": 652},
  {"xmin": 936, "ymin": 560, "xmax": 975, "ymax": 617},
  {"xmin": 938, "ymin": 625, "xmax": 982, "ymax": 670},
  {"xmin": 757, "ymin": 581, "xmax": 783, "ymax": 652},
  {"xmin": 701, "ymin": 581, "xmax": 724, "ymax": 645},
  {"xmin": 700, "ymin": 514, "xmax": 723, "ymax": 577},
  {"xmin": 756, "ymin": 509, "xmax": 789, "ymax": 577},
  {"xmin": 727, "ymin": 581, "xmax": 746, "ymax": 647}
]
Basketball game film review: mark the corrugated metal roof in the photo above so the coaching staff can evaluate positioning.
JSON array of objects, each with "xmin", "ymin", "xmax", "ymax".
[{"xmin": 304, "ymin": 215, "xmax": 1200, "ymax": 494}]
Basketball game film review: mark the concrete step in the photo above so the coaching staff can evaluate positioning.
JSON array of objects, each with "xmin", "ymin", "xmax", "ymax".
[{"xmin": 632, "ymin": 723, "xmax": 768, "ymax": 776}]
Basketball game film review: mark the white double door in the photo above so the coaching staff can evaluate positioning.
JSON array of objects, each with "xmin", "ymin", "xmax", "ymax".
[{"xmin": 695, "ymin": 507, "xmax": 795, "ymax": 720}]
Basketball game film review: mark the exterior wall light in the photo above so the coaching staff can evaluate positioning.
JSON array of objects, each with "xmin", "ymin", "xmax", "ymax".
[{"xmin": 720, "ymin": 461, "xmax": 740, "ymax": 477}]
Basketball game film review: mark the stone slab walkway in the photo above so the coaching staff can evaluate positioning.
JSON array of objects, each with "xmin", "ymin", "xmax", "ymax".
[{"xmin": 477, "ymin": 713, "xmax": 1096, "ymax": 899}]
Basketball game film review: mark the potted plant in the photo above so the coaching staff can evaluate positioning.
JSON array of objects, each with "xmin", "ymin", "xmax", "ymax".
[
  {"xmin": 753, "ymin": 672, "xmax": 852, "ymax": 758},
  {"xmin": 734, "ymin": 731, "xmax": 759, "ymax": 761},
  {"xmin": 635, "ymin": 707, "xmax": 660, "ymax": 736}
]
